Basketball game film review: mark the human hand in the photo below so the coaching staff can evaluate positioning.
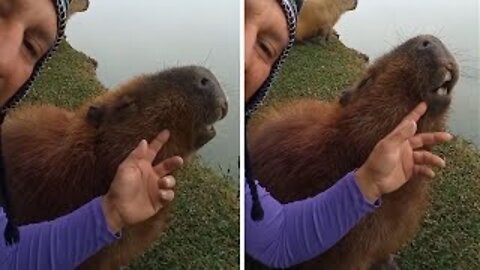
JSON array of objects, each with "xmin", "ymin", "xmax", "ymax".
[
  {"xmin": 102, "ymin": 130, "xmax": 183, "ymax": 233},
  {"xmin": 355, "ymin": 102, "xmax": 453, "ymax": 203}
]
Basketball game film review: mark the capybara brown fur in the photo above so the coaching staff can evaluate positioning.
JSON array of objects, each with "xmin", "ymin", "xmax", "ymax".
[
  {"xmin": 296, "ymin": 0, "xmax": 357, "ymax": 44},
  {"xmin": 2, "ymin": 66, "xmax": 228, "ymax": 269},
  {"xmin": 248, "ymin": 35, "xmax": 458, "ymax": 270},
  {"xmin": 68, "ymin": 0, "xmax": 90, "ymax": 19}
]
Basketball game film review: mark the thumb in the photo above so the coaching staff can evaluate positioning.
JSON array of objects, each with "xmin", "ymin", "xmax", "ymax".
[{"xmin": 386, "ymin": 120, "xmax": 417, "ymax": 147}]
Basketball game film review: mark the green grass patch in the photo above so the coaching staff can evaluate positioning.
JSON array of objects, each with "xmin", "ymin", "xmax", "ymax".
[
  {"xmin": 260, "ymin": 38, "xmax": 480, "ymax": 269},
  {"xmin": 27, "ymin": 42, "xmax": 105, "ymax": 109},
  {"xmin": 25, "ymin": 41, "xmax": 239, "ymax": 269}
]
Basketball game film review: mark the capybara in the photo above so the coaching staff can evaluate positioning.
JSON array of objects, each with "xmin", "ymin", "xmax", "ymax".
[
  {"xmin": 248, "ymin": 35, "xmax": 458, "ymax": 269},
  {"xmin": 68, "ymin": 0, "xmax": 90, "ymax": 18},
  {"xmin": 2, "ymin": 66, "xmax": 228, "ymax": 269},
  {"xmin": 296, "ymin": 0, "xmax": 358, "ymax": 44}
]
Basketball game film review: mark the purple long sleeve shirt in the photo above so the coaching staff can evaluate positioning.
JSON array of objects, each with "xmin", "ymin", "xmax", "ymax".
[
  {"xmin": 0, "ymin": 197, "xmax": 119, "ymax": 269},
  {"xmin": 245, "ymin": 171, "xmax": 381, "ymax": 268}
]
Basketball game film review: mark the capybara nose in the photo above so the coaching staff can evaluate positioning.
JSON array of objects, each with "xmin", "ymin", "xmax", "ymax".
[
  {"xmin": 198, "ymin": 76, "xmax": 214, "ymax": 91},
  {"xmin": 191, "ymin": 66, "xmax": 229, "ymax": 119},
  {"xmin": 192, "ymin": 66, "xmax": 224, "ymax": 97},
  {"xmin": 194, "ymin": 66, "xmax": 226, "ymax": 95},
  {"xmin": 416, "ymin": 35, "xmax": 441, "ymax": 51}
]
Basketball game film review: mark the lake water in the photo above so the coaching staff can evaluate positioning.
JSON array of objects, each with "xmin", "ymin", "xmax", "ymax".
[
  {"xmin": 66, "ymin": 0, "xmax": 240, "ymax": 179},
  {"xmin": 336, "ymin": 0, "xmax": 480, "ymax": 146}
]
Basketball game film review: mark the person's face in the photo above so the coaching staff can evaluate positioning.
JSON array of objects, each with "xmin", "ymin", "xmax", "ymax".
[
  {"xmin": 0, "ymin": 0, "xmax": 57, "ymax": 107},
  {"xmin": 245, "ymin": 0, "xmax": 289, "ymax": 102}
]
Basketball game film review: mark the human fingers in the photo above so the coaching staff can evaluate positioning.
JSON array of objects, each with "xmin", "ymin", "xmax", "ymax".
[
  {"xmin": 153, "ymin": 156, "xmax": 184, "ymax": 177},
  {"xmin": 145, "ymin": 130, "xmax": 171, "ymax": 162},
  {"xmin": 159, "ymin": 190, "xmax": 175, "ymax": 202},
  {"xmin": 403, "ymin": 102, "xmax": 428, "ymax": 123},
  {"xmin": 383, "ymin": 120, "xmax": 417, "ymax": 148},
  {"xmin": 413, "ymin": 151, "xmax": 446, "ymax": 168},
  {"xmin": 126, "ymin": 139, "xmax": 148, "ymax": 161},
  {"xmin": 413, "ymin": 165, "xmax": 435, "ymax": 178},
  {"xmin": 158, "ymin": 175, "xmax": 176, "ymax": 189},
  {"xmin": 409, "ymin": 132, "xmax": 453, "ymax": 149}
]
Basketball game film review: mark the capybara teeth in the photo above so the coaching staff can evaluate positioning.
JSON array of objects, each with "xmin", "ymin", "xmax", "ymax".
[
  {"xmin": 436, "ymin": 87, "xmax": 448, "ymax": 96},
  {"xmin": 444, "ymin": 71, "xmax": 452, "ymax": 82}
]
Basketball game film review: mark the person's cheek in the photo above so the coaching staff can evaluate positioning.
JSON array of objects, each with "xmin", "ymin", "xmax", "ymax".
[
  {"xmin": 245, "ymin": 59, "xmax": 270, "ymax": 102},
  {"xmin": 0, "ymin": 64, "xmax": 32, "ymax": 106}
]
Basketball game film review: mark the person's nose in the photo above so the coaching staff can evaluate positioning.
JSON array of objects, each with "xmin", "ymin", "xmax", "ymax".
[{"xmin": 0, "ymin": 22, "xmax": 24, "ymax": 78}]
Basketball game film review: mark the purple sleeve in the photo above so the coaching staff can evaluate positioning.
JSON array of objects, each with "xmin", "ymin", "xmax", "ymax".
[
  {"xmin": 0, "ymin": 197, "xmax": 120, "ymax": 269},
  {"xmin": 245, "ymin": 171, "xmax": 381, "ymax": 268}
]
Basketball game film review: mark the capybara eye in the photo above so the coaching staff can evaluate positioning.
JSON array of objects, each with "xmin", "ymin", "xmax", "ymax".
[
  {"xmin": 86, "ymin": 105, "xmax": 104, "ymax": 128},
  {"xmin": 114, "ymin": 96, "xmax": 135, "ymax": 111},
  {"xmin": 339, "ymin": 89, "xmax": 353, "ymax": 106}
]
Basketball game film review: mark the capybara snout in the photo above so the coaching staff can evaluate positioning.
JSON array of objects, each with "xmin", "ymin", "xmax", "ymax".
[
  {"xmin": 85, "ymin": 65, "xmax": 228, "ymax": 157},
  {"xmin": 188, "ymin": 65, "xmax": 228, "ymax": 122},
  {"xmin": 341, "ymin": 35, "xmax": 459, "ymax": 116},
  {"xmin": 406, "ymin": 35, "xmax": 459, "ymax": 112},
  {"xmin": 148, "ymin": 65, "xmax": 228, "ymax": 123},
  {"xmin": 386, "ymin": 35, "xmax": 459, "ymax": 112}
]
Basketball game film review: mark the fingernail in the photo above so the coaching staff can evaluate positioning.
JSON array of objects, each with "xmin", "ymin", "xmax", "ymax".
[
  {"xmin": 406, "ymin": 120, "xmax": 416, "ymax": 134},
  {"xmin": 163, "ymin": 176, "xmax": 174, "ymax": 187},
  {"xmin": 176, "ymin": 156, "xmax": 184, "ymax": 166},
  {"xmin": 161, "ymin": 190, "xmax": 174, "ymax": 201}
]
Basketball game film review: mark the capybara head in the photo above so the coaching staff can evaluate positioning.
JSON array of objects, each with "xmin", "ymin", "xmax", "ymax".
[
  {"xmin": 340, "ymin": 35, "xmax": 459, "ymax": 117},
  {"xmin": 341, "ymin": 0, "xmax": 358, "ymax": 11},
  {"xmin": 68, "ymin": 0, "xmax": 90, "ymax": 17},
  {"xmin": 85, "ymin": 65, "xmax": 228, "ymax": 164}
]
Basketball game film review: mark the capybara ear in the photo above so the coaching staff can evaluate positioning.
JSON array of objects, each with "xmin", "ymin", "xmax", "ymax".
[
  {"xmin": 339, "ymin": 74, "xmax": 374, "ymax": 106},
  {"xmin": 339, "ymin": 88, "xmax": 354, "ymax": 106},
  {"xmin": 86, "ymin": 105, "xmax": 105, "ymax": 128},
  {"xmin": 113, "ymin": 95, "xmax": 135, "ymax": 111}
]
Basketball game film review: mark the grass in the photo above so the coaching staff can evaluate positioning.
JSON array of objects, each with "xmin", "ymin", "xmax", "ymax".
[
  {"xmin": 25, "ymin": 41, "xmax": 239, "ymax": 269},
  {"xmin": 260, "ymin": 38, "xmax": 480, "ymax": 269}
]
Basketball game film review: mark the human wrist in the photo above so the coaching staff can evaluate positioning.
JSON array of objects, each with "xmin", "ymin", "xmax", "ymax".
[
  {"xmin": 354, "ymin": 166, "xmax": 382, "ymax": 203},
  {"xmin": 101, "ymin": 194, "xmax": 124, "ymax": 234}
]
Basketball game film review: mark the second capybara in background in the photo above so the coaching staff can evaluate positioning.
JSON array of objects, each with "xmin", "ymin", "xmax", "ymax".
[
  {"xmin": 3, "ymin": 66, "xmax": 228, "ymax": 269},
  {"xmin": 248, "ymin": 35, "xmax": 458, "ymax": 269},
  {"xmin": 68, "ymin": 0, "xmax": 90, "ymax": 18},
  {"xmin": 296, "ymin": 0, "xmax": 358, "ymax": 44}
]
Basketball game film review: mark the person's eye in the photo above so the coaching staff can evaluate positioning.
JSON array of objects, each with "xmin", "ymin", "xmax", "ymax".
[
  {"xmin": 23, "ymin": 39, "xmax": 39, "ymax": 59},
  {"xmin": 258, "ymin": 40, "xmax": 275, "ymax": 60}
]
